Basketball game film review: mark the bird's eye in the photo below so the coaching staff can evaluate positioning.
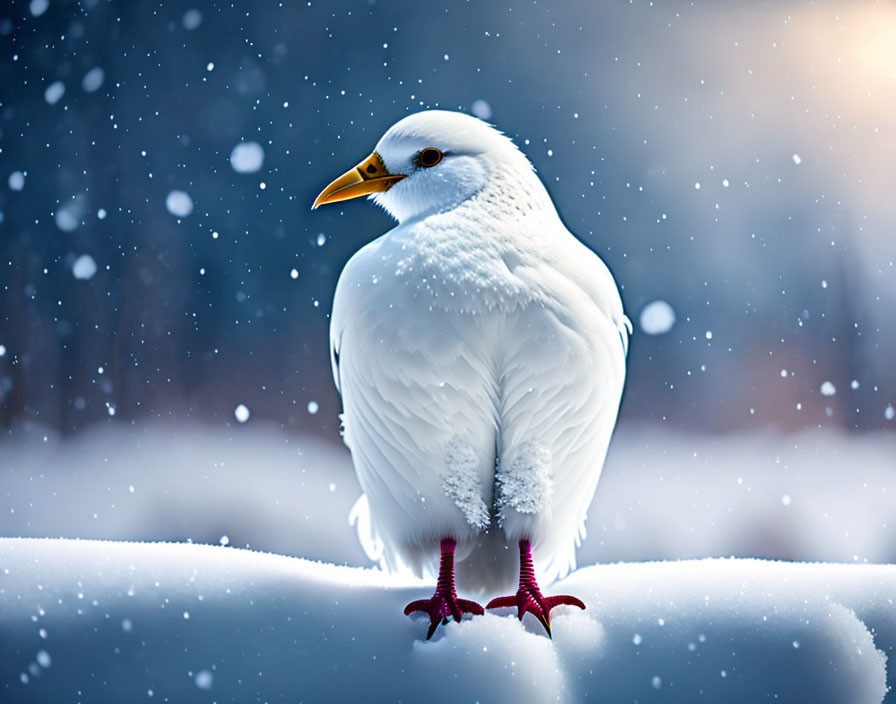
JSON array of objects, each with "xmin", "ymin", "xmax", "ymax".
[{"xmin": 417, "ymin": 147, "xmax": 443, "ymax": 168}]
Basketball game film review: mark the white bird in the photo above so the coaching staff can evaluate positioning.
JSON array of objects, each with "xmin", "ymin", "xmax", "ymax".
[{"xmin": 313, "ymin": 110, "xmax": 630, "ymax": 638}]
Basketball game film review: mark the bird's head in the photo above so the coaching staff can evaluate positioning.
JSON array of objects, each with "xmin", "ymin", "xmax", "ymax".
[{"xmin": 312, "ymin": 110, "xmax": 546, "ymax": 223}]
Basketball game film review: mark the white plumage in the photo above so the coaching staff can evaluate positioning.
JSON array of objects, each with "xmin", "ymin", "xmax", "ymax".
[{"xmin": 325, "ymin": 111, "xmax": 630, "ymax": 594}]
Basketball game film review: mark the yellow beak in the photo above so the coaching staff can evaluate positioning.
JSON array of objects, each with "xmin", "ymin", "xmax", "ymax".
[{"xmin": 312, "ymin": 152, "xmax": 406, "ymax": 209}]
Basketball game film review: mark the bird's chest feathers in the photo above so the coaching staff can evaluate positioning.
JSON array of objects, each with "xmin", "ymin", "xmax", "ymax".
[{"xmin": 386, "ymin": 217, "xmax": 546, "ymax": 315}]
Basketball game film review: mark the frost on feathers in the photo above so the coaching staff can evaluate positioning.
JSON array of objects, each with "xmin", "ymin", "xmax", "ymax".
[
  {"xmin": 442, "ymin": 438, "xmax": 490, "ymax": 529},
  {"xmin": 497, "ymin": 441, "xmax": 552, "ymax": 517}
]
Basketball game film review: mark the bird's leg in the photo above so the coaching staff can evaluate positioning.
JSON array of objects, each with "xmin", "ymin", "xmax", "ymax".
[
  {"xmin": 404, "ymin": 537, "xmax": 484, "ymax": 639},
  {"xmin": 485, "ymin": 538, "xmax": 585, "ymax": 637}
]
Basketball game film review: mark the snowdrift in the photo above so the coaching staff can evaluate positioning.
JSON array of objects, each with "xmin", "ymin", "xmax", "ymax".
[
  {"xmin": 1, "ymin": 538, "xmax": 894, "ymax": 703},
  {"xmin": 3, "ymin": 421, "xmax": 895, "ymax": 568}
]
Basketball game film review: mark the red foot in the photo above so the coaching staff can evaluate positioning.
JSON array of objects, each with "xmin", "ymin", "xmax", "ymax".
[
  {"xmin": 404, "ymin": 593, "xmax": 484, "ymax": 640},
  {"xmin": 485, "ymin": 539, "xmax": 585, "ymax": 637},
  {"xmin": 404, "ymin": 538, "xmax": 484, "ymax": 639}
]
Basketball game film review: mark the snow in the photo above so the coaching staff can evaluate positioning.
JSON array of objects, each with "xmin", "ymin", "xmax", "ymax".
[
  {"xmin": 229, "ymin": 141, "xmax": 265, "ymax": 173},
  {"xmin": 81, "ymin": 67, "xmax": 105, "ymax": 94},
  {"xmin": 233, "ymin": 403, "xmax": 250, "ymax": 423},
  {"xmin": 43, "ymin": 81, "xmax": 65, "ymax": 106},
  {"xmin": 471, "ymin": 99, "xmax": 493, "ymax": 120},
  {"xmin": 2, "ymin": 422, "xmax": 896, "ymax": 701},
  {"xmin": 8, "ymin": 171, "xmax": 25, "ymax": 192},
  {"xmin": 639, "ymin": 299, "xmax": 676, "ymax": 335},
  {"xmin": 194, "ymin": 669, "xmax": 213, "ymax": 690},
  {"xmin": 0, "ymin": 423, "xmax": 371, "ymax": 568},
  {"xmin": 55, "ymin": 195, "xmax": 86, "ymax": 232},
  {"xmin": 497, "ymin": 440, "xmax": 553, "ymax": 516},
  {"xmin": 821, "ymin": 381, "xmax": 837, "ymax": 396},
  {"xmin": 28, "ymin": 0, "xmax": 48, "ymax": 18},
  {"xmin": 165, "ymin": 190, "xmax": 194, "ymax": 218},
  {"xmin": 71, "ymin": 254, "xmax": 97, "ymax": 281},
  {"xmin": 1, "ymin": 538, "xmax": 894, "ymax": 703},
  {"xmin": 182, "ymin": 8, "xmax": 202, "ymax": 31},
  {"xmin": 2, "ymin": 421, "xmax": 895, "ymax": 569},
  {"xmin": 443, "ymin": 439, "xmax": 490, "ymax": 528}
]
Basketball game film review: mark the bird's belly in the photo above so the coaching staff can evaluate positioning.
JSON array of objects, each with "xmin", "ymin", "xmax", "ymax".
[{"xmin": 339, "ymin": 294, "xmax": 623, "ymax": 567}]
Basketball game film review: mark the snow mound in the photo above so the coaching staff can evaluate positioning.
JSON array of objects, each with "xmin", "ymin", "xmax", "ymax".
[{"xmin": 1, "ymin": 539, "xmax": 893, "ymax": 703}]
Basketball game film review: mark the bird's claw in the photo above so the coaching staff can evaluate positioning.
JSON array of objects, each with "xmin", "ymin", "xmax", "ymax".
[
  {"xmin": 486, "ymin": 588, "xmax": 585, "ymax": 637},
  {"xmin": 405, "ymin": 593, "xmax": 484, "ymax": 640}
]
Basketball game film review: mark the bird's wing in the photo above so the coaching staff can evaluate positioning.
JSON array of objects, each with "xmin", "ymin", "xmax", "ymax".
[
  {"xmin": 551, "ymin": 240, "xmax": 629, "ymax": 577},
  {"xmin": 497, "ymin": 233, "xmax": 628, "ymax": 581},
  {"xmin": 329, "ymin": 320, "xmax": 343, "ymax": 395},
  {"xmin": 330, "ymin": 236, "xmax": 498, "ymax": 576},
  {"xmin": 562, "ymin": 234, "xmax": 631, "ymax": 358}
]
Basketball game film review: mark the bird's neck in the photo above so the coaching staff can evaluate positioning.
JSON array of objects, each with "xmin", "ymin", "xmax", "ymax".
[
  {"xmin": 471, "ymin": 159, "xmax": 558, "ymax": 223},
  {"xmin": 387, "ymin": 170, "xmax": 567, "ymax": 313}
]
